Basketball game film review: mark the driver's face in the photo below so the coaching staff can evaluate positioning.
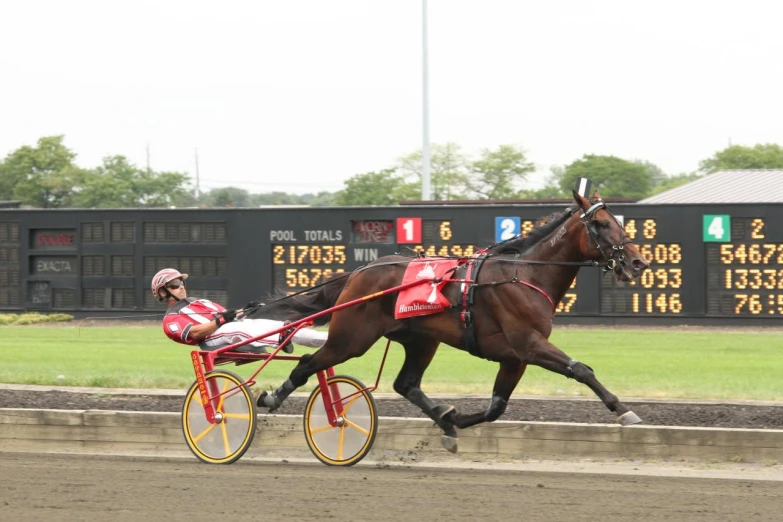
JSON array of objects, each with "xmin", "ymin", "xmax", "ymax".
[{"xmin": 163, "ymin": 279, "xmax": 187, "ymax": 300}]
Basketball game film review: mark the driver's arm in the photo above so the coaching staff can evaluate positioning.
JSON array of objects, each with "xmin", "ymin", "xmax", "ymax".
[
  {"xmin": 187, "ymin": 321, "xmax": 219, "ymax": 342},
  {"xmin": 186, "ymin": 310, "xmax": 245, "ymax": 342}
]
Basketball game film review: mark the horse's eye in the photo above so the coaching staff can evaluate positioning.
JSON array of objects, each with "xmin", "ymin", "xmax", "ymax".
[{"xmin": 599, "ymin": 221, "xmax": 611, "ymax": 229}]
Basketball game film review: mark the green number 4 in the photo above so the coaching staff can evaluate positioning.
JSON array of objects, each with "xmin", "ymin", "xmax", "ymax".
[{"xmin": 703, "ymin": 215, "xmax": 730, "ymax": 242}]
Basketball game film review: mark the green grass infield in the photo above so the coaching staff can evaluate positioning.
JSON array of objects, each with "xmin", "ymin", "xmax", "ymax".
[{"xmin": 1, "ymin": 325, "xmax": 781, "ymax": 400}]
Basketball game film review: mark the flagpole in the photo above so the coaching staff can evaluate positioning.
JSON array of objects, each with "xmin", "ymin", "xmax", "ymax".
[{"xmin": 421, "ymin": 0, "xmax": 431, "ymax": 201}]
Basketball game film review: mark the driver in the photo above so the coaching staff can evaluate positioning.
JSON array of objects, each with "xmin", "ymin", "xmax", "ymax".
[{"xmin": 152, "ymin": 268, "xmax": 327, "ymax": 354}]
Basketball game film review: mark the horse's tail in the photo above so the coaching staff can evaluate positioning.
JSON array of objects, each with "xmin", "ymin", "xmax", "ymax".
[{"xmin": 253, "ymin": 272, "xmax": 350, "ymax": 326}]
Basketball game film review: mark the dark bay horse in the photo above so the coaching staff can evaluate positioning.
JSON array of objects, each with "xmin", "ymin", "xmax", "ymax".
[{"xmin": 259, "ymin": 190, "xmax": 650, "ymax": 452}]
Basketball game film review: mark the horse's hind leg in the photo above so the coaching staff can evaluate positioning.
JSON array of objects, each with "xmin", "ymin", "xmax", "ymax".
[
  {"xmin": 446, "ymin": 361, "xmax": 527, "ymax": 430},
  {"xmin": 529, "ymin": 335, "xmax": 642, "ymax": 425},
  {"xmin": 259, "ymin": 313, "xmax": 383, "ymax": 411},
  {"xmin": 392, "ymin": 339, "xmax": 460, "ymax": 452}
]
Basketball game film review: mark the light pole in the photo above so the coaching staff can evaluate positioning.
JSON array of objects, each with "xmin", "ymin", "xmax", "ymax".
[{"xmin": 421, "ymin": 0, "xmax": 431, "ymax": 201}]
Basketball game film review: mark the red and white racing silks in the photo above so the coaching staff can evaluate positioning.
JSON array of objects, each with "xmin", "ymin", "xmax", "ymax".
[
  {"xmin": 163, "ymin": 297, "xmax": 317, "ymax": 350},
  {"xmin": 163, "ymin": 297, "xmax": 226, "ymax": 345}
]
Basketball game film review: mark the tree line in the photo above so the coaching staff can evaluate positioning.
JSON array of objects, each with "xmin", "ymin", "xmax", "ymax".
[{"xmin": 2, "ymin": 135, "xmax": 783, "ymax": 208}]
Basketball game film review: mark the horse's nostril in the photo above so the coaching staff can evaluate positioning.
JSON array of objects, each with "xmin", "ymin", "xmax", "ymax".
[{"xmin": 633, "ymin": 259, "xmax": 648, "ymax": 271}]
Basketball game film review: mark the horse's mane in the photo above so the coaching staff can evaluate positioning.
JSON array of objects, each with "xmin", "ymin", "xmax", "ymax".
[{"xmin": 486, "ymin": 206, "xmax": 576, "ymax": 256}]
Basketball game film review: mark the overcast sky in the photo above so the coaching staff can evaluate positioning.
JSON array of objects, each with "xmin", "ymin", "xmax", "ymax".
[{"xmin": 1, "ymin": 1, "xmax": 781, "ymax": 195}]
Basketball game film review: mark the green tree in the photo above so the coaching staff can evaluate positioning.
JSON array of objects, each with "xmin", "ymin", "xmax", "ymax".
[
  {"xmin": 467, "ymin": 144, "xmax": 535, "ymax": 199},
  {"xmin": 0, "ymin": 162, "xmax": 8, "ymax": 201},
  {"xmin": 73, "ymin": 156, "xmax": 141, "ymax": 208},
  {"xmin": 250, "ymin": 191, "xmax": 300, "ymax": 206},
  {"xmin": 638, "ymin": 160, "xmax": 667, "ymax": 188},
  {"xmin": 204, "ymin": 187, "xmax": 252, "ymax": 207},
  {"xmin": 141, "ymin": 170, "xmax": 194, "ymax": 207},
  {"xmin": 298, "ymin": 191, "xmax": 337, "ymax": 207},
  {"xmin": 699, "ymin": 143, "xmax": 783, "ymax": 173},
  {"xmin": 2, "ymin": 136, "xmax": 82, "ymax": 208},
  {"xmin": 395, "ymin": 142, "xmax": 471, "ymax": 200},
  {"xmin": 649, "ymin": 172, "xmax": 702, "ymax": 196},
  {"xmin": 74, "ymin": 155, "xmax": 192, "ymax": 208},
  {"xmin": 335, "ymin": 169, "xmax": 418, "ymax": 206},
  {"xmin": 517, "ymin": 184, "xmax": 568, "ymax": 200},
  {"xmin": 517, "ymin": 166, "xmax": 570, "ymax": 199},
  {"xmin": 553, "ymin": 154, "xmax": 653, "ymax": 200}
]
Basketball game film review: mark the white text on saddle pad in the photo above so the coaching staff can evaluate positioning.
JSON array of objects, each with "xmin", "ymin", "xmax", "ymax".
[{"xmin": 395, "ymin": 259, "xmax": 458, "ymax": 319}]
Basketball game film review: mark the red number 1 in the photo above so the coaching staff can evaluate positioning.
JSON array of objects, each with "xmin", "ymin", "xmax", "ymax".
[{"xmin": 396, "ymin": 217, "xmax": 421, "ymax": 244}]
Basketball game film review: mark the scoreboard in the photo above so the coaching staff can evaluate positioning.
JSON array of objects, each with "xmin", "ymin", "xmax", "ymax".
[
  {"xmin": 1, "ymin": 202, "xmax": 782, "ymax": 325},
  {"xmin": 262, "ymin": 203, "xmax": 783, "ymax": 325}
]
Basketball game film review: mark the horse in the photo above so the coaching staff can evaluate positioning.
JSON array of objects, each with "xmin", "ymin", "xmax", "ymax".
[{"xmin": 257, "ymin": 190, "xmax": 650, "ymax": 453}]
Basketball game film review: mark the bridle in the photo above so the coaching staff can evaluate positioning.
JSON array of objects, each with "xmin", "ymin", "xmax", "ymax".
[{"xmin": 579, "ymin": 200, "xmax": 635, "ymax": 273}]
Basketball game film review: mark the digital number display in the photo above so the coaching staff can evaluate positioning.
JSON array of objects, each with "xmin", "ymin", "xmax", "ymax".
[
  {"xmin": 717, "ymin": 244, "xmax": 783, "ymax": 265},
  {"xmin": 555, "ymin": 278, "xmax": 577, "ymax": 314},
  {"xmin": 411, "ymin": 220, "xmax": 478, "ymax": 258},
  {"xmin": 273, "ymin": 267, "xmax": 346, "ymax": 292},
  {"xmin": 273, "ymin": 245, "xmax": 347, "ymax": 265},
  {"xmin": 272, "ymin": 244, "xmax": 348, "ymax": 293},
  {"xmin": 600, "ymin": 218, "xmax": 686, "ymax": 315},
  {"xmin": 706, "ymin": 218, "xmax": 783, "ymax": 316}
]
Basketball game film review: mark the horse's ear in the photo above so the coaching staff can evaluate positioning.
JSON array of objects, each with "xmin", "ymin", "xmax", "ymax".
[
  {"xmin": 592, "ymin": 189, "xmax": 602, "ymax": 200},
  {"xmin": 572, "ymin": 189, "xmax": 590, "ymax": 210}
]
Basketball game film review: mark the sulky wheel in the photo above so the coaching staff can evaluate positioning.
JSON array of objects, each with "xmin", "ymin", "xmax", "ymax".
[
  {"xmin": 182, "ymin": 370, "xmax": 257, "ymax": 464},
  {"xmin": 303, "ymin": 374, "xmax": 378, "ymax": 466}
]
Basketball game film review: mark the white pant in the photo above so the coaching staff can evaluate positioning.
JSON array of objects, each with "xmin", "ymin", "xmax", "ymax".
[{"xmin": 201, "ymin": 318, "xmax": 328, "ymax": 350}]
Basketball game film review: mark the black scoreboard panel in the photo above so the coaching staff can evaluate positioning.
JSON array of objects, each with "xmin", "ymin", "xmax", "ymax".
[
  {"xmin": 2, "ymin": 203, "xmax": 783, "ymax": 325},
  {"xmin": 262, "ymin": 203, "xmax": 783, "ymax": 325}
]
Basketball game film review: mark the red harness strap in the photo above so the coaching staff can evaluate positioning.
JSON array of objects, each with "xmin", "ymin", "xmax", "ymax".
[{"xmin": 515, "ymin": 280, "xmax": 556, "ymax": 316}]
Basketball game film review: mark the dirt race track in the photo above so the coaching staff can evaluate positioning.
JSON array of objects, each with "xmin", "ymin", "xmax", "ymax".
[{"xmin": 2, "ymin": 453, "xmax": 781, "ymax": 522}]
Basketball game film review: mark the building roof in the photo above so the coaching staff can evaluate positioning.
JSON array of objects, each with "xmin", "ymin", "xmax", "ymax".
[{"xmin": 638, "ymin": 170, "xmax": 783, "ymax": 204}]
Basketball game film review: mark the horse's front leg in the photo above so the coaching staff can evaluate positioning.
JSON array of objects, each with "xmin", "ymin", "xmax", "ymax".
[{"xmin": 530, "ymin": 336, "xmax": 642, "ymax": 426}]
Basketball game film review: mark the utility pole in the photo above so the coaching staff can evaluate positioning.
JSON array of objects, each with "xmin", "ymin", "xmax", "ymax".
[
  {"xmin": 194, "ymin": 148, "xmax": 201, "ymax": 201},
  {"xmin": 421, "ymin": 0, "xmax": 431, "ymax": 201}
]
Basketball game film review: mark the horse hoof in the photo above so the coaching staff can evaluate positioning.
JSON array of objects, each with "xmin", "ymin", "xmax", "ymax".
[
  {"xmin": 617, "ymin": 411, "xmax": 642, "ymax": 426},
  {"xmin": 258, "ymin": 391, "xmax": 280, "ymax": 412},
  {"xmin": 440, "ymin": 435, "xmax": 459, "ymax": 454}
]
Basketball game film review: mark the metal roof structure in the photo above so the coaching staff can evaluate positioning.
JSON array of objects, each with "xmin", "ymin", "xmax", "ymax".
[{"xmin": 638, "ymin": 170, "xmax": 783, "ymax": 204}]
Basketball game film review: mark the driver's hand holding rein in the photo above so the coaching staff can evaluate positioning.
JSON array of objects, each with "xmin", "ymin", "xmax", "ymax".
[{"xmin": 152, "ymin": 268, "xmax": 327, "ymax": 354}]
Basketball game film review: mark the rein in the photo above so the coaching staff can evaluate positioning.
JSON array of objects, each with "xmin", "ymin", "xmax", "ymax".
[
  {"xmin": 466, "ymin": 253, "xmax": 557, "ymax": 314},
  {"xmin": 461, "ymin": 199, "xmax": 634, "ymax": 315}
]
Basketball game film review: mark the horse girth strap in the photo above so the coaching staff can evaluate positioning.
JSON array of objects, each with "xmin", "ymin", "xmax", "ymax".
[{"xmin": 457, "ymin": 255, "xmax": 485, "ymax": 359}]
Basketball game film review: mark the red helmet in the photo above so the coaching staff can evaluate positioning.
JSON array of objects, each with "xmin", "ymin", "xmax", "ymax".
[{"xmin": 151, "ymin": 268, "xmax": 188, "ymax": 302}]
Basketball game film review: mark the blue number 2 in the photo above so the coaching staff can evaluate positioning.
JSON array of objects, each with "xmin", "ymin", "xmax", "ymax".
[{"xmin": 495, "ymin": 217, "xmax": 520, "ymax": 242}]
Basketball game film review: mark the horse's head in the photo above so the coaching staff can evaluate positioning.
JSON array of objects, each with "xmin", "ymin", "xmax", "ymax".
[{"xmin": 572, "ymin": 189, "xmax": 649, "ymax": 281}]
